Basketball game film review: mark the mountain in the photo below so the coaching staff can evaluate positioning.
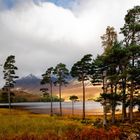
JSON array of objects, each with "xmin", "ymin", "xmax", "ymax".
[
  {"xmin": 15, "ymin": 74, "xmax": 68, "ymax": 93},
  {"xmin": 15, "ymin": 74, "xmax": 42, "ymax": 94},
  {"xmin": 15, "ymin": 74, "xmax": 102, "ymax": 100}
]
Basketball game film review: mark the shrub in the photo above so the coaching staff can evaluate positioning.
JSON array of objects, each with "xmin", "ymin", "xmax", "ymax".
[
  {"xmin": 40, "ymin": 95, "xmax": 64, "ymax": 102},
  {"xmin": 62, "ymin": 123, "xmax": 81, "ymax": 140}
]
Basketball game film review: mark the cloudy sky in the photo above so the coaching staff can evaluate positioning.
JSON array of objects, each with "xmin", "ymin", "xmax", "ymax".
[{"xmin": 0, "ymin": 0, "xmax": 139, "ymax": 83}]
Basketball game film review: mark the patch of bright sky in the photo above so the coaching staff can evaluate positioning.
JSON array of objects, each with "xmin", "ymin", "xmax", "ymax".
[
  {"xmin": 45, "ymin": 0, "xmax": 76, "ymax": 9},
  {"xmin": 1, "ymin": 0, "xmax": 15, "ymax": 9},
  {"xmin": 1, "ymin": 0, "xmax": 78, "ymax": 9}
]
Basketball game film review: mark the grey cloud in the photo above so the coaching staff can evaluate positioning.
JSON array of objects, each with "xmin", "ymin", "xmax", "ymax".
[{"xmin": 0, "ymin": 0, "xmax": 139, "ymax": 87}]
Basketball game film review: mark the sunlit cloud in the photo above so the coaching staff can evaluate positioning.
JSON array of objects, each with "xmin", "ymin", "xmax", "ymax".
[{"xmin": 0, "ymin": 0, "xmax": 139, "ymax": 85}]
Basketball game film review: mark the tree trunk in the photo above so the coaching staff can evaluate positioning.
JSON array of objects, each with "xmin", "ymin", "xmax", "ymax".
[
  {"xmin": 129, "ymin": 56, "xmax": 134, "ymax": 123},
  {"xmin": 8, "ymin": 87, "xmax": 11, "ymax": 110},
  {"xmin": 122, "ymin": 78, "xmax": 127, "ymax": 122},
  {"xmin": 111, "ymin": 84, "xmax": 113, "ymax": 94},
  {"xmin": 111, "ymin": 83, "xmax": 115, "ymax": 124},
  {"xmin": 72, "ymin": 101, "xmax": 74, "ymax": 116},
  {"xmin": 59, "ymin": 84, "xmax": 62, "ymax": 116},
  {"xmin": 103, "ymin": 103, "xmax": 107, "ymax": 127},
  {"xmin": 122, "ymin": 102, "xmax": 126, "ymax": 121},
  {"xmin": 112, "ymin": 84, "xmax": 117, "ymax": 124},
  {"xmin": 112, "ymin": 105, "xmax": 116, "ymax": 124},
  {"xmin": 82, "ymin": 79, "xmax": 85, "ymax": 120},
  {"xmin": 103, "ymin": 70, "xmax": 107, "ymax": 127},
  {"xmin": 50, "ymin": 82, "xmax": 53, "ymax": 116}
]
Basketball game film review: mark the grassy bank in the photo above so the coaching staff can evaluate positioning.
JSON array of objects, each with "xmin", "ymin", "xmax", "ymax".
[
  {"xmin": 0, "ymin": 109, "xmax": 79, "ymax": 139},
  {"xmin": 0, "ymin": 108, "xmax": 137, "ymax": 140}
]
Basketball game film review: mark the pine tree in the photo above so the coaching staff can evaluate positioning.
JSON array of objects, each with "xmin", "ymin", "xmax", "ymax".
[
  {"xmin": 3, "ymin": 55, "xmax": 18, "ymax": 109},
  {"xmin": 41, "ymin": 67, "xmax": 54, "ymax": 116},
  {"xmin": 71, "ymin": 54, "xmax": 92, "ymax": 120},
  {"xmin": 53, "ymin": 63, "xmax": 69, "ymax": 116},
  {"xmin": 121, "ymin": 6, "xmax": 140, "ymax": 123}
]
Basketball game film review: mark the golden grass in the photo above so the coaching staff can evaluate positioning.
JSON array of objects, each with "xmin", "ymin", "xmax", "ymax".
[
  {"xmin": 0, "ymin": 109, "xmax": 83, "ymax": 139},
  {"xmin": 0, "ymin": 109, "xmax": 124, "ymax": 140}
]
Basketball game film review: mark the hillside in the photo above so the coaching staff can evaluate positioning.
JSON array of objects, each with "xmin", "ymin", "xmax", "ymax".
[
  {"xmin": 61, "ymin": 85, "xmax": 102, "ymax": 101},
  {"xmin": 15, "ymin": 74, "xmax": 102, "ymax": 100},
  {"xmin": 15, "ymin": 74, "xmax": 42, "ymax": 94}
]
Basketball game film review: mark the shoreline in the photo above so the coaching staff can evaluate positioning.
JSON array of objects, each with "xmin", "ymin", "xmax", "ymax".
[
  {"xmin": 26, "ymin": 107, "xmax": 103, "ymax": 116},
  {"xmin": 0, "ymin": 103, "xmax": 103, "ymax": 116},
  {"xmin": 0, "ymin": 101, "xmax": 103, "ymax": 116}
]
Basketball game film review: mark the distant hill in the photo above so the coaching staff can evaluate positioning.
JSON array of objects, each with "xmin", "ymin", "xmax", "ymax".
[
  {"xmin": 15, "ymin": 74, "xmax": 71, "ymax": 94},
  {"xmin": 15, "ymin": 74, "xmax": 42, "ymax": 94},
  {"xmin": 15, "ymin": 74, "xmax": 102, "ymax": 100}
]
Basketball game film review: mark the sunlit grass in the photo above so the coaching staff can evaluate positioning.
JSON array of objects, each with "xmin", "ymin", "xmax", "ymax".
[
  {"xmin": 0, "ymin": 109, "xmax": 121, "ymax": 140},
  {"xmin": 0, "ymin": 109, "xmax": 82, "ymax": 139}
]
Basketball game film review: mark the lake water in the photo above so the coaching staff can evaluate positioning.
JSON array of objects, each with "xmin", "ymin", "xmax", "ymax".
[{"xmin": 0, "ymin": 101, "xmax": 103, "ymax": 115}]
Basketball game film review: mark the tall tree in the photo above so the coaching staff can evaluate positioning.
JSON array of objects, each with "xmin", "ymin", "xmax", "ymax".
[
  {"xmin": 41, "ymin": 67, "xmax": 54, "ymax": 116},
  {"xmin": 121, "ymin": 6, "xmax": 140, "ymax": 123},
  {"xmin": 53, "ymin": 63, "xmax": 69, "ymax": 116},
  {"xmin": 93, "ymin": 26, "xmax": 117, "ymax": 125},
  {"xmin": 91, "ymin": 55, "xmax": 109, "ymax": 126},
  {"xmin": 100, "ymin": 26, "xmax": 130, "ymax": 124},
  {"xmin": 3, "ymin": 55, "xmax": 18, "ymax": 109},
  {"xmin": 101, "ymin": 26, "xmax": 117, "ymax": 53},
  {"xmin": 127, "ymin": 45, "xmax": 140, "ymax": 122},
  {"xmin": 71, "ymin": 54, "xmax": 92, "ymax": 120},
  {"xmin": 118, "ymin": 47, "xmax": 130, "ymax": 122},
  {"xmin": 104, "ymin": 42, "xmax": 129, "ymax": 124},
  {"xmin": 121, "ymin": 6, "xmax": 140, "ymax": 47},
  {"xmin": 91, "ymin": 38, "xmax": 128, "ymax": 124}
]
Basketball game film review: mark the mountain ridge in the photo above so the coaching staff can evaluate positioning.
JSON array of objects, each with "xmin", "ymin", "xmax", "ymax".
[
  {"xmin": 15, "ymin": 74, "xmax": 102, "ymax": 100},
  {"xmin": 15, "ymin": 74, "xmax": 42, "ymax": 94}
]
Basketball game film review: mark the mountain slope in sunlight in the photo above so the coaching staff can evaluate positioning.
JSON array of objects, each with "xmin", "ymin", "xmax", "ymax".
[{"xmin": 15, "ymin": 74, "xmax": 102, "ymax": 100}]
